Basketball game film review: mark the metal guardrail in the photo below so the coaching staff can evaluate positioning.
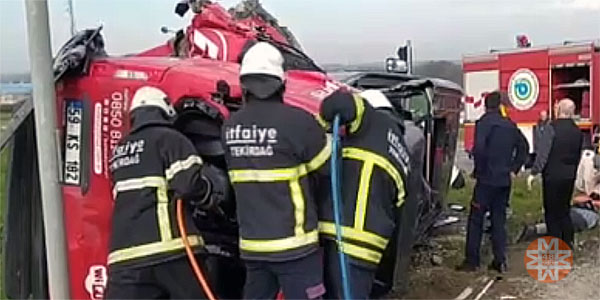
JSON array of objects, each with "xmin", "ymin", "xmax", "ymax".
[{"xmin": 0, "ymin": 97, "xmax": 33, "ymax": 151}]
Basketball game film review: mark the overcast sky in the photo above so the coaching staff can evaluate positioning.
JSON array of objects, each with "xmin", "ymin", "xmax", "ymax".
[{"xmin": 1, "ymin": 0, "xmax": 599, "ymax": 74}]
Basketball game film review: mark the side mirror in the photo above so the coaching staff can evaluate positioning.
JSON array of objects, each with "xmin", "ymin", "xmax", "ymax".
[
  {"xmin": 385, "ymin": 57, "xmax": 408, "ymax": 73},
  {"xmin": 160, "ymin": 26, "xmax": 174, "ymax": 34},
  {"xmin": 175, "ymin": 1, "xmax": 190, "ymax": 17}
]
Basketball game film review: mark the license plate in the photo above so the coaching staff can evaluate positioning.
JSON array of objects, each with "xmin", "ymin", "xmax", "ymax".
[{"xmin": 64, "ymin": 100, "xmax": 83, "ymax": 185}]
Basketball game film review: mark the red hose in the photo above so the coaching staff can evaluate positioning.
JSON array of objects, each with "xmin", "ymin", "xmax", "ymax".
[{"xmin": 176, "ymin": 199, "xmax": 218, "ymax": 300}]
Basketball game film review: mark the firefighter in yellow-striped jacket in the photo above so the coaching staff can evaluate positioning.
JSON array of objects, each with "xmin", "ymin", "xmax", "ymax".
[
  {"xmin": 222, "ymin": 42, "xmax": 330, "ymax": 300},
  {"xmin": 106, "ymin": 86, "xmax": 220, "ymax": 299},
  {"xmin": 318, "ymin": 89, "xmax": 410, "ymax": 299}
]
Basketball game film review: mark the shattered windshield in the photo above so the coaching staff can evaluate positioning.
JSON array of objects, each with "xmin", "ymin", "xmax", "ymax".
[{"xmin": 407, "ymin": 91, "xmax": 430, "ymax": 121}]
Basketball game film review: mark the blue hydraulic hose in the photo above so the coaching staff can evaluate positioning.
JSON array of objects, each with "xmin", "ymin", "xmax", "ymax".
[{"xmin": 331, "ymin": 114, "xmax": 352, "ymax": 300}]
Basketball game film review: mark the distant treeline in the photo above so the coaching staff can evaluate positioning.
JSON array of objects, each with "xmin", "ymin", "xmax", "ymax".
[
  {"xmin": 1, "ymin": 73, "xmax": 31, "ymax": 83},
  {"xmin": 414, "ymin": 60, "xmax": 463, "ymax": 86}
]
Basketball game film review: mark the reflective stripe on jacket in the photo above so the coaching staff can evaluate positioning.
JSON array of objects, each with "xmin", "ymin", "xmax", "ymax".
[
  {"xmin": 222, "ymin": 96, "xmax": 330, "ymax": 262},
  {"xmin": 109, "ymin": 108, "xmax": 208, "ymax": 269},
  {"xmin": 318, "ymin": 93, "xmax": 409, "ymax": 267}
]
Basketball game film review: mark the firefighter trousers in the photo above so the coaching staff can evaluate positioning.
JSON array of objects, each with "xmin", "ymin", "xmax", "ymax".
[
  {"xmin": 323, "ymin": 242, "xmax": 376, "ymax": 300},
  {"xmin": 105, "ymin": 256, "xmax": 206, "ymax": 299},
  {"xmin": 243, "ymin": 251, "xmax": 326, "ymax": 300},
  {"xmin": 465, "ymin": 182, "xmax": 509, "ymax": 267}
]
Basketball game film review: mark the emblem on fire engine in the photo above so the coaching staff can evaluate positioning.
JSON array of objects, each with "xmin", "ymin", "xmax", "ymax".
[{"xmin": 508, "ymin": 68, "xmax": 539, "ymax": 110}]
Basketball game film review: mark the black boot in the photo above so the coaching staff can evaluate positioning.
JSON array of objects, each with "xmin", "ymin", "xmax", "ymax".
[
  {"xmin": 488, "ymin": 261, "xmax": 507, "ymax": 274},
  {"xmin": 516, "ymin": 225, "xmax": 538, "ymax": 243}
]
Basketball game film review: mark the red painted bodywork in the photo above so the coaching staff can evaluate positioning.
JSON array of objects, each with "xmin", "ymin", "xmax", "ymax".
[
  {"xmin": 462, "ymin": 42, "xmax": 599, "ymax": 152},
  {"xmin": 462, "ymin": 58, "xmax": 498, "ymax": 73},
  {"xmin": 139, "ymin": 3, "xmax": 290, "ymax": 62},
  {"xmin": 592, "ymin": 52, "xmax": 600, "ymax": 124},
  {"xmin": 498, "ymin": 50, "xmax": 551, "ymax": 124},
  {"xmin": 55, "ymin": 4, "xmax": 345, "ymax": 299}
]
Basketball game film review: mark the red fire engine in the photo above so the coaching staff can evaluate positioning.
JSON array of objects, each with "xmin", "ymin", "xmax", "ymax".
[{"xmin": 462, "ymin": 41, "xmax": 600, "ymax": 152}]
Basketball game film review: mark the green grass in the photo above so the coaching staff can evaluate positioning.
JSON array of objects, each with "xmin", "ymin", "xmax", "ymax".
[
  {"xmin": 0, "ymin": 112, "xmax": 12, "ymax": 126},
  {"xmin": 447, "ymin": 175, "xmax": 545, "ymax": 239}
]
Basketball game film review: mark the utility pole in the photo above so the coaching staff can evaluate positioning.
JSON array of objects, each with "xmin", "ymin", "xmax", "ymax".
[
  {"xmin": 23, "ymin": 0, "xmax": 71, "ymax": 299},
  {"xmin": 67, "ymin": 0, "xmax": 77, "ymax": 36},
  {"xmin": 406, "ymin": 40, "xmax": 413, "ymax": 75}
]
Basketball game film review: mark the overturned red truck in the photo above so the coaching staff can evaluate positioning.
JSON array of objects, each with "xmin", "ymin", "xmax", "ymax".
[
  {"xmin": 3, "ymin": 1, "xmax": 462, "ymax": 299},
  {"xmin": 463, "ymin": 40, "xmax": 600, "ymax": 153}
]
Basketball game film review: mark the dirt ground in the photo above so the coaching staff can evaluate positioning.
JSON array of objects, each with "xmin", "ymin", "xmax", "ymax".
[
  {"xmin": 392, "ymin": 172, "xmax": 600, "ymax": 300},
  {"xmin": 495, "ymin": 238, "xmax": 600, "ymax": 300},
  {"xmin": 396, "ymin": 217, "xmax": 600, "ymax": 300}
]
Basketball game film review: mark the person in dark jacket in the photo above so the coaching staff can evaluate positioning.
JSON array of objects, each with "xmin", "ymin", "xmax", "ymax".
[
  {"xmin": 106, "ymin": 86, "xmax": 220, "ymax": 299},
  {"xmin": 530, "ymin": 98, "xmax": 583, "ymax": 248},
  {"xmin": 222, "ymin": 42, "xmax": 329, "ymax": 300},
  {"xmin": 458, "ymin": 91, "xmax": 528, "ymax": 273},
  {"xmin": 533, "ymin": 110, "xmax": 550, "ymax": 151},
  {"xmin": 359, "ymin": 89, "xmax": 425, "ymax": 295},
  {"xmin": 318, "ymin": 89, "xmax": 409, "ymax": 299},
  {"xmin": 527, "ymin": 110, "xmax": 550, "ymax": 168}
]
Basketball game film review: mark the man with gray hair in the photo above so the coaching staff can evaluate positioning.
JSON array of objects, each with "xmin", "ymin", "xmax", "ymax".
[{"xmin": 530, "ymin": 98, "xmax": 583, "ymax": 248}]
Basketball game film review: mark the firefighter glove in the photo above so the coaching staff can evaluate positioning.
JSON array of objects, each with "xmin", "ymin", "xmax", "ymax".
[
  {"xmin": 190, "ymin": 176, "xmax": 215, "ymax": 210},
  {"xmin": 194, "ymin": 164, "xmax": 231, "ymax": 216},
  {"xmin": 320, "ymin": 89, "xmax": 358, "ymax": 126}
]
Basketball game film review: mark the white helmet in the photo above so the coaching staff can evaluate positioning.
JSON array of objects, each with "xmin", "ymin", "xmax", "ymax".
[
  {"xmin": 130, "ymin": 86, "xmax": 176, "ymax": 117},
  {"xmin": 240, "ymin": 42, "xmax": 285, "ymax": 81},
  {"xmin": 360, "ymin": 89, "xmax": 393, "ymax": 109}
]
